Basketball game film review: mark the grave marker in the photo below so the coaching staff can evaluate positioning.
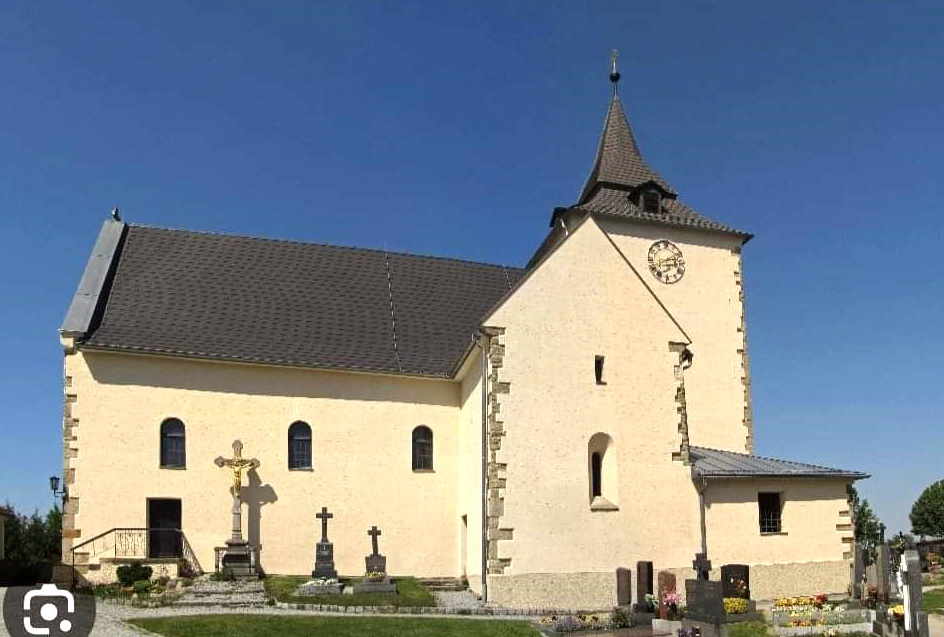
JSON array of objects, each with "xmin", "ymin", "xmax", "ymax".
[{"xmin": 721, "ymin": 564, "xmax": 750, "ymax": 599}]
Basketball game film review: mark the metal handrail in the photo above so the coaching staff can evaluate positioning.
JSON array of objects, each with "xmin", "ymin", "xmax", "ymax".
[{"xmin": 70, "ymin": 527, "xmax": 200, "ymax": 588}]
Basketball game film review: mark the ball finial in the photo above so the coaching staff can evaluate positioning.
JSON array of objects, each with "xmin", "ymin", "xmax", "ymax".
[{"xmin": 609, "ymin": 48, "xmax": 621, "ymax": 84}]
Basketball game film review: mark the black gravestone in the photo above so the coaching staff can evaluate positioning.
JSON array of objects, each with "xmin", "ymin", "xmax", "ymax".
[
  {"xmin": 616, "ymin": 568, "xmax": 632, "ymax": 606},
  {"xmin": 312, "ymin": 506, "xmax": 338, "ymax": 580},
  {"xmin": 904, "ymin": 550, "xmax": 923, "ymax": 634},
  {"xmin": 853, "ymin": 544, "xmax": 867, "ymax": 599},
  {"xmin": 875, "ymin": 544, "xmax": 891, "ymax": 603},
  {"xmin": 685, "ymin": 579, "xmax": 724, "ymax": 623},
  {"xmin": 636, "ymin": 561, "xmax": 654, "ymax": 611},
  {"xmin": 721, "ymin": 564, "xmax": 750, "ymax": 599}
]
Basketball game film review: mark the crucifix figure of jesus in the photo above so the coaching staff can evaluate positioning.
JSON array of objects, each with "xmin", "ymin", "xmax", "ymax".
[
  {"xmin": 368, "ymin": 526, "xmax": 382, "ymax": 556},
  {"xmin": 214, "ymin": 439, "xmax": 260, "ymax": 494},
  {"xmin": 316, "ymin": 506, "xmax": 333, "ymax": 543}
]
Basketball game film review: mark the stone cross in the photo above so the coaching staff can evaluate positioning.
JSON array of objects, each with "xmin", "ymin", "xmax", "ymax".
[
  {"xmin": 213, "ymin": 440, "xmax": 260, "ymax": 543},
  {"xmin": 316, "ymin": 506, "xmax": 333, "ymax": 543},
  {"xmin": 368, "ymin": 526, "xmax": 382, "ymax": 555},
  {"xmin": 693, "ymin": 552, "xmax": 712, "ymax": 581}
]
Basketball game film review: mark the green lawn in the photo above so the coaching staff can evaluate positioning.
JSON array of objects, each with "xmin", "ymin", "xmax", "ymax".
[
  {"xmin": 264, "ymin": 575, "xmax": 436, "ymax": 607},
  {"xmin": 925, "ymin": 588, "xmax": 944, "ymax": 614},
  {"xmin": 129, "ymin": 615, "xmax": 540, "ymax": 637}
]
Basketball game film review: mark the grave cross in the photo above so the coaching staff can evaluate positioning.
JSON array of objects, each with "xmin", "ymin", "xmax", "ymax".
[
  {"xmin": 368, "ymin": 526, "xmax": 382, "ymax": 556},
  {"xmin": 693, "ymin": 552, "xmax": 712, "ymax": 581},
  {"xmin": 316, "ymin": 506, "xmax": 333, "ymax": 543}
]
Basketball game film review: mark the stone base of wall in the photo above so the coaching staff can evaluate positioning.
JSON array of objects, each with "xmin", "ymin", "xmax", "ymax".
[
  {"xmin": 660, "ymin": 560, "xmax": 849, "ymax": 604},
  {"xmin": 487, "ymin": 572, "xmax": 616, "ymax": 611},
  {"xmin": 84, "ymin": 559, "xmax": 182, "ymax": 585}
]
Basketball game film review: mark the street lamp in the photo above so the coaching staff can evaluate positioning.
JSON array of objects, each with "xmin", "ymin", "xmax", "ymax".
[{"xmin": 49, "ymin": 475, "xmax": 68, "ymax": 504}]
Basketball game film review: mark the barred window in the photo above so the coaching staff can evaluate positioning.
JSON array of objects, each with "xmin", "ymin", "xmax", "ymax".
[
  {"xmin": 288, "ymin": 421, "xmax": 312, "ymax": 470},
  {"xmin": 159, "ymin": 418, "xmax": 186, "ymax": 469},
  {"xmin": 758, "ymin": 492, "xmax": 782, "ymax": 533},
  {"xmin": 412, "ymin": 426, "xmax": 433, "ymax": 471}
]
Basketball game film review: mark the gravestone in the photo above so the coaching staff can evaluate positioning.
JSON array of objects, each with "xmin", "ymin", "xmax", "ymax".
[
  {"xmin": 875, "ymin": 543, "xmax": 891, "ymax": 602},
  {"xmin": 685, "ymin": 579, "xmax": 724, "ymax": 623},
  {"xmin": 721, "ymin": 564, "xmax": 750, "ymax": 599},
  {"xmin": 636, "ymin": 561, "xmax": 654, "ymax": 611},
  {"xmin": 901, "ymin": 549, "xmax": 923, "ymax": 636},
  {"xmin": 916, "ymin": 612, "xmax": 930, "ymax": 637},
  {"xmin": 616, "ymin": 567, "xmax": 632, "ymax": 606},
  {"xmin": 354, "ymin": 525, "xmax": 396, "ymax": 594},
  {"xmin": 853, "ymin": 543, "xmax": 867, "ymax": 599},
  {"xmin": 658, "ymin": 571, "xmax": 678, "ymax": 619},
  {"xmin": 312, "ymin": 506, "xmax": 338, "ymax": 580}
]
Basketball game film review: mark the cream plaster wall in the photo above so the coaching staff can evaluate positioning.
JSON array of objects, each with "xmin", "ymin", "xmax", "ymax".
[
  {"xmin": 65, "ymin": 350, "xmax": 463, "ymax": 578},
  {"xmin": 458, "ymin": 351, "xmax": 484, "ymax": 594},
  {"xmin": 704, "ymin": 478, "xmax": 852, "ymax": 565},
  {"xmin": 598, "ymin": 219, "xmax": 750, "ymax": 453},
  {"xmin": 485, "ymin": 217, "xmax": 704, "ymax": 579}
]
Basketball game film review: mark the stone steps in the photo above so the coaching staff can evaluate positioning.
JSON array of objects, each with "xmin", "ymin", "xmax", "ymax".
[
  {"xmin": 175, "ymin": 579, "xmax": 268, "ymax": 608},
  {"xmin": 417, "ymin": 577, "xmax": 467, "ymax": 592}
]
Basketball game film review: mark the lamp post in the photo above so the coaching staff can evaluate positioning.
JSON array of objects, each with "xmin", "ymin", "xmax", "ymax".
[{"xmin": 49, "ymin": 475, "xmax": 68, "ymax": 505}]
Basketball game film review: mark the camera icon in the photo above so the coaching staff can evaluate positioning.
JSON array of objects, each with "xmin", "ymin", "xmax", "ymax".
[{"xmin": 22, "ymin": 584, "xmax": 75, "ymax": 635}]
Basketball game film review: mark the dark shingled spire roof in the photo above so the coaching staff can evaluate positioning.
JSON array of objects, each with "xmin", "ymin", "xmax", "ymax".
[
  {"xmin": 566, "ymin": 95, "xmax": 751, "ymax": 240},
  {"xmin": 578, "ymin": 95, "xmax": 675, "ymax": 203}
]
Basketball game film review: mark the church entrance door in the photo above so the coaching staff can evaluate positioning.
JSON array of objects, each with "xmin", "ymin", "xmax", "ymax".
[{"xmin": 147, "ymin": 498, "xmax": 182, "ymax": 558}]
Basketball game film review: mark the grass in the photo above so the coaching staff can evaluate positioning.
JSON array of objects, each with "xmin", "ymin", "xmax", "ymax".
[
  {"xmin": 925, "ymin": 572, "xmax": 944, "ymax": 586},
  {"xmin": 264, "ymin": 575, "xmax": 436, "ymax": 607},
  {"xmin": 925, "ymin": 588, "xmax": 944, "ymax": 614},
  {"xmin": 129, "ymin": 614, "xmax": 540, "ymax": 637},
  {"xmin": 727, "ymin": 620, "xmax": 772, "ymax": 637}
]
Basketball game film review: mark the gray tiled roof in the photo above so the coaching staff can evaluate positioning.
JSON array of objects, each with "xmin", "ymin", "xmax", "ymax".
[
  {"xmin": 81, "ymin": 225, "xmax": 524, "ymax": 377},
  {"xmin": 568, "ymin": 96, "xmax": 752, "ymax": 240},
  {"xmin": 690, "ymin": 446, "xmax": 869, "ymax": 479}
]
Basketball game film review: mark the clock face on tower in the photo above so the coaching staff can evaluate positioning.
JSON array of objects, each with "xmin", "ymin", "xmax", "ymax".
[{"xmin": 647, "ymin": 240, "xmax": 685, "ymax": 284}]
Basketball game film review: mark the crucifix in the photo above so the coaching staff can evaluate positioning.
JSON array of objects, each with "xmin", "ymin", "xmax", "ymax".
[
  {"xmin": 214, "ymin": 440, "xmax": 260, "ymax": 543},
  {"xmin": 368, "ymin": 526, "xmax": 382, "ymax": 555},
  {"xmin": 316, "ymin": 506, "xmax": 333, "ymax": 543}
]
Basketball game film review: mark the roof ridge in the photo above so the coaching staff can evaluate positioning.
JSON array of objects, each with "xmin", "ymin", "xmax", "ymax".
[{"xmin": 125, "ymin": 222, "xmax": 526, "ymax": 272}]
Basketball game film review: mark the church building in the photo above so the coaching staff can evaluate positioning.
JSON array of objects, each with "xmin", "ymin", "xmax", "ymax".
[{"xmin": 58, "ymin": 71, "xmax": 867, "ymax": 609}]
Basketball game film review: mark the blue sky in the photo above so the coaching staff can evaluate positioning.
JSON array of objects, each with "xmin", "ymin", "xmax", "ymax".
[{"xmin": 1, "ymin": 1, "xmax": 941, "ymax": 535}]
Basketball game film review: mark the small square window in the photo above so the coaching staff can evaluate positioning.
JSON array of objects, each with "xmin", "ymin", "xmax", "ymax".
[
  {"xmin": 595, "ymin": 356, "xmax": 605, "ymax": 385},
  {"xmin": 758, "ymin": 492, "xmax": 782, "ymax": 533}
]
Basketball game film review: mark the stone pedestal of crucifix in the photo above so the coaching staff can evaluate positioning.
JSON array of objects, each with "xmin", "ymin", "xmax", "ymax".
[
  {"xmin": 354, "ymin": 525, "xmax": 396, "ymax": 594},
  {"xmin": 213, "ymin": 440, "xmax": 260, "ymax": 580}
]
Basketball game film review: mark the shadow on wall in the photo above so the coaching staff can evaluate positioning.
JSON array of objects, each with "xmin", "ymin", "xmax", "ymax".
[
  {"xmin": 83, "ymin": 351, "xmax": 459, "ymax": 406},
  {"xmin": 241, "ymin": 468, "xmax": 278, "ymax": 575}
]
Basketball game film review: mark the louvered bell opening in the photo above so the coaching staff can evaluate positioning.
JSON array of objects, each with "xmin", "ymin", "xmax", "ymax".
[{"xmin": 643, "ymin": 190, "xmax": 661, "ymax": 214}]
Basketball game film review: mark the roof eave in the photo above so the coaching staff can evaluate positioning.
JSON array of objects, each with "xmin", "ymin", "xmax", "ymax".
[
  {"xmin": 60, "ymin": 219, "xmax": 126, "ymax": 338},
  {"xmin": 574, "ymin": 207, "xmax": 754, "ymax": 243},
  {"xmin": 697, "ymin": 472, "xmax": 870, "ymax": 480}
]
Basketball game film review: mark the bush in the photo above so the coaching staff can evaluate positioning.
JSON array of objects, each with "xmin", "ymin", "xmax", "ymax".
[
  {"xmin": 133, "ymin": 580, "xmax": 152, "ymax": 596},
  {"xmin": 0, "ymin": 504, "xmax": 61, "ymax": 585},
  {"xmin": 116, "ymin": 562, "xmax": 153, "ymax": 587},
  {"xmin": 610, "ymin": 606, "xmax": 632, "ymax": 628}
]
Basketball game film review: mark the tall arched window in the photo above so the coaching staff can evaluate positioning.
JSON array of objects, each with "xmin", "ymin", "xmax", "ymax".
[
  {"xmin": 412, "ymin": 426, "xmax": 433, "ymax": 471},
  {"xmin": 288, "ymin": 421, "xmax": 312, "ymax": 470},
  {"xmin": 588, "ymin": 432, "xmax": 618, "ymax": 510},
  {"xmin": 160, "ymin": 418, "xmax": 186, "ymax": 469}
]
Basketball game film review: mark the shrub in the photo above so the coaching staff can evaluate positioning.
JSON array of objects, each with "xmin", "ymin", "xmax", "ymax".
[
  {"xmin": 723, "ymin": 597, "xmax": 749, "ymax": 614},
  {"xmin": 610, "ymin": 606, "xmax": 632, "ymax": 628},
  {"xmin": 133, "ymin": 580, "xmax": 152, "ymax": 596},
  {"xmin": 116, "ymin": 562, "xmax": 153, "ymax": 587}
]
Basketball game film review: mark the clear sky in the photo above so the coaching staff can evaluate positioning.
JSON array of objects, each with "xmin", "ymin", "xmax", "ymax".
[{"xmin": 1, "ymin": 1, "xmax": 941, "ymax": 535}]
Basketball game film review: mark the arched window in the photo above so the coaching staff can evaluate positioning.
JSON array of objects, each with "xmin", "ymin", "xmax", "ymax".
[
  {"xmin": 160, "ymin": 418, "xmax": 186, "ymax": 469},
  {"xmin": 588, "ymin": 432, "xmax": 618, "ymax": 510},
  {"xmin": 412, "ymin": 426, "xmax": 433, "ymax": 471},
  {"xmin": 288, "ymin": 421, "xmax": 312, "ymax": 470}
]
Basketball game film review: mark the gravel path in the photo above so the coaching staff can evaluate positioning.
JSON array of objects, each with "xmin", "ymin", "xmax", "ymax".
[{"xmin": 433, "ymin": 590, "xmax": 483, "ymax": 610}]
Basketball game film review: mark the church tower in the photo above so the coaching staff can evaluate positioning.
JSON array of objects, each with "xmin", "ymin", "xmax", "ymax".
[{"xmin": 531, "ymin": 56, "xmax": 755, "ymax": 454}]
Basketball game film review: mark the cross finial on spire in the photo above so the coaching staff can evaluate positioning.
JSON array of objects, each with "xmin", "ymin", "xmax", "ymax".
[{"xmin": 609, "ymin": 48, "xmax": 621, "ymax": 92}]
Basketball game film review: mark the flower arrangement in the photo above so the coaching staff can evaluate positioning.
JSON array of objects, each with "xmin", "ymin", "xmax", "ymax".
[
  {"xmin": 365, "ymin": 570, "xmax": 386, "ymax": 582},
  {"xmin": 645, "ymin": 592, "xmax": 657, "ymax": 612},
  {"xmin": 539, "ymin": 609, "xmax": 633, "ymax": 633},
  {"xmin": 663, "ymin": 589, "xmax": 682, "ymax": 607},
  {"xmin": 723, "ymin": 597, "xmax": 748, "ymax": 615}
]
